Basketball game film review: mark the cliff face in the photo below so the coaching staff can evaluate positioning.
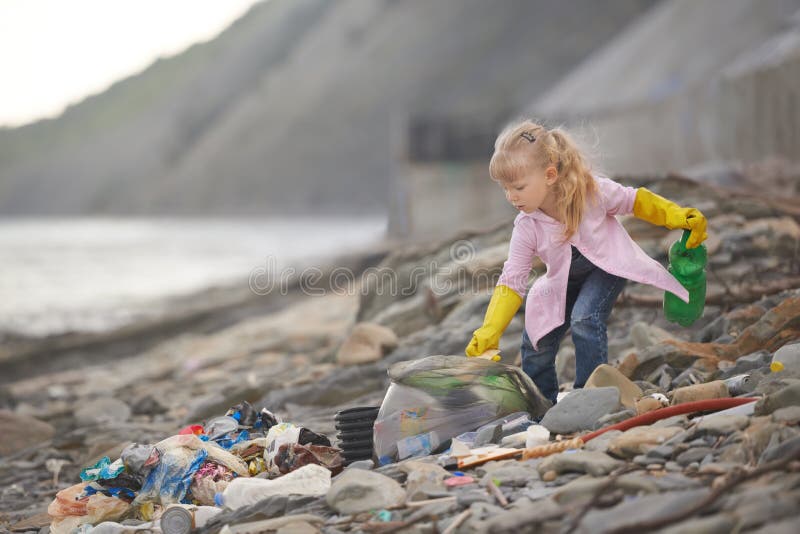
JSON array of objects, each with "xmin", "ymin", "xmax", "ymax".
[{"xmin": 0, "ymin": 0, "xmax": 657, "ymax": 216}]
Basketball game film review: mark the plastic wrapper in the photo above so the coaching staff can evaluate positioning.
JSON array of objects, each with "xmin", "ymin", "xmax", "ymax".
[
  {"xmin": 152, "ymin": 434, "xmax": 249, "ymax": 476},
  {"xmin": 121, "ymin": 444, "xmax": 160, "ymax": 475},
  {"xmin": 373, "ymin": 355, "xmax": 551, "ymax": 464},
  {"xmin": 49, "ymin": 482, "xmax": 130, "ymax": 534},
  {"xmin": 48, "ymin": 482, "xmax": 90, "ymax": 518},
  {"xmin": 263, "ymin": 422, "xmax": 301, "ymax": 473},
  {"xmin": 133, "ymin": 447, "xmax": 208, "ymax": 506},
  {"xmin": 80, "ymin": 457, "xmax": 125, "ymax": 482},
  {"xmin": 189, "ymin": 462, "xmax": 234, "ymax": 506},
  {"xmin": 217, "ymin": 464, "xmax": 331, "ymax": 510},
  {"xmin": 272, "ymin": 443, "xmax": 343, "ymax": 476}
]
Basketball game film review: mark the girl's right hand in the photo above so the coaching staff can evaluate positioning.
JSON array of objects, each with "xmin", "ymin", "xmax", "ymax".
[
  {"xmin": 465, "ymin": 326, "xmax": 499, "ymax": 357},
  {"xmin": 464, "ymin": 284, "xmax": 523, "ymax": 358}
]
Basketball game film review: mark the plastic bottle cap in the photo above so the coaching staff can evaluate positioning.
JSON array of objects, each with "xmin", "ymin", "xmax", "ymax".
[
  {"xmin": 214, "ymin": 492, "xmax": 225, "ymax": 507},
  {"xmin": 771, "ymin": 361, "xmax": 785, "ymax": 373}
]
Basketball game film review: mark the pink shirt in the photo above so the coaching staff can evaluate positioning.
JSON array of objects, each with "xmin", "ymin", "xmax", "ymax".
[{"xmin": 497, "ymin": 173, "xmax": 690, "ymax": 351}]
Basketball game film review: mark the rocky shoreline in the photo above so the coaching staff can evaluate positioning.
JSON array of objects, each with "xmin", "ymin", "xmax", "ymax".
[{"xmin": 2, "ymin": 170, "xmax": 800, "ymax": 533}]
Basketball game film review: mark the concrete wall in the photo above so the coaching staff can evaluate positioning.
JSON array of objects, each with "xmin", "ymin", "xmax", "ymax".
[
  {"xmin": 388, "ymin": 160, "xmax": 515, "ymax": 241},
  {"xmin": 559, "ymin": 53, "xmax": 800, "ymax": 175}
]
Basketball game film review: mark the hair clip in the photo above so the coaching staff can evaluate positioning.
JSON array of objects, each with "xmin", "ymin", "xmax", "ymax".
[{"xmin": 520, "ymin": 131, "xmax": 536, "ymax": 143}]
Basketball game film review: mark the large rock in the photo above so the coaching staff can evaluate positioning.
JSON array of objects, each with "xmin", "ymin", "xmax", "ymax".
[
  {"xmin": 578, "ymin": 489, "xmax": 711, "ymax": 533},
  {"xmin": 540, "ymin": 387, "xmax": 621, "ymax": 435},
  {"xmin": 326, "ymin": 469, "xmax": 406, "ymax": 514},
  {"xmin": 0, "ymin": 410, "xmax": 56, "ymax": 456},
  {"xmin": 755, "ymin": 383, "xmax": 800, "ymax": 415},
  {"xmin": 694, "ymin": 414, "xmax": 749, "ymax": 436},
  {"xmin": 336, "ymin": 322, "xmax": 398, "ymax": 365}
]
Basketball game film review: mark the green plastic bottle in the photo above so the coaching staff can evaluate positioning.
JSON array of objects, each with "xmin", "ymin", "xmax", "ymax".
[{"xmin": 664, "ymin": 229, "xmax": 707, "ymax": 327}]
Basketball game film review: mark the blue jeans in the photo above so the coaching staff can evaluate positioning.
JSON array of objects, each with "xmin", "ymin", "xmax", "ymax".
[{"xmin": 520, "ymin": 245, "xmax": 627, "ymax": 404}]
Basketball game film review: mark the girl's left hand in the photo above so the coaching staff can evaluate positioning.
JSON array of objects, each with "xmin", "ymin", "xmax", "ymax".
[{"xmin": 684, "ymin": 208, "xmax": 707, "ymax": 249}]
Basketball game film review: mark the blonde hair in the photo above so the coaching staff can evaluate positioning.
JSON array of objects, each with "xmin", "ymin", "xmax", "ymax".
[{"xmin": 489, "ymin": 118, "xmax": 599, "ymax": 245}]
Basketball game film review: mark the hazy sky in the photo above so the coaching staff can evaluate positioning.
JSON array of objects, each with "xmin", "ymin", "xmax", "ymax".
[{"xmin": 0, "ymin": 0, "xmax": 262, "ymax": 127}]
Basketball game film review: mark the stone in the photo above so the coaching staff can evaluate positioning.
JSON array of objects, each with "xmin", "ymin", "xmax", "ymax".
[
  {"xmin": 630, "ymin": 321, "xmax": 677, "ymax": 350},
  {"xmin": 325, "ymin": 469, "xmax": 406, "ymax": 514},
  {"xmin": 664, "ymin": 297, "xmax": 800, "ymax": 363},
  {"xmin": 0, "ymin": 410, "xmax": 56, "ymax": 456},
  {"xmin": 606, "ymin": 426, "xmax": 683, "ymax": 459},
  {"xmin": 653, "ymin": 414, "xmax": 688, "ymax": 428},
  {"xmin": 480, "ymin": 463, "xmax": 540, "ymax": 487},
  {"xmin": 759, "ymin": 434, "xmax": 800, "ymax": 464},
  {"xmin": 474, "ymin": 496, "xmax": 563, "ymax": 532},
  {"xmin": 658, "ymin": 514, "xmax": 736, "ymax": 534},
  {"xmin": 336, "ymin": 322, "xmax": 398, "ymax": 365},
  {"xmin": 616, "ymin": 351, "xmax": 639, "ymax": 379},
  {"xmin": 676, "ymin": 447, "xmax": 714, "ymax": 466},
  {"xmin": 275, "ymin": 520, "xmax": 320, "ymax": 534},
  {"xmin": 584, "ymin": 364, "xmax": 643, "ymax": 408},
  {"xmin": 397, "ymin": 460, "xmax": 450, "ymax": 500},
  {"xmin": 696, "ymin": 315, "xmax": 731, "ymax": 343},
  {"xmin": 748, "ymin": 517, "xmax": 800, "ymax": 534},
  {"xmin": 671, "ymin": 381, "xmax": 729, "ymax": 405},
  {"xmin": 578, "ymin": 489, "xmax": 711, "ymax": 533},
  {"xmin": 74, "ymin": 397, "xmax": 131, "ymax": 425},
  {"xmin": 771, "ymin": 405, "xmax": 800, "ymax": 424},
  {"xmin": 694, "ymin": 414, "xmax": 749, "ymax": 435},
  {"xmin": 718, "ymin": 350, "xmax": 771, "ymax": 378},
  {"xmin": 455, "ymin": 489, "xmax": 493, "ymax": 506},
  {"xmin": 595, "ymin": 409, "xmax": 636, "ymax": 428},
  {"xmin": 629, "ymin": 343, "xmax": 704, "ymax": 381},
  {"xmin": 755, "ymin": 383, "xmax": 800, "ymax": 415},
  {"xmin": 540, "ymin": 387, "xmax": 621, "ymax": 434},
  {"xmin": 537, "ymin": 450, "xmax": 623, "ymax": 477},
  {"xmin": 583, "ymin": 430, "xmax": 622, "ymax": 453},
  {"xmin": 130, "ymin": 394, "xmax": 167, "ymax": 416},
  {"xmin": 645, "ymin": 445, "xmax": 675, "ymax": 459}
]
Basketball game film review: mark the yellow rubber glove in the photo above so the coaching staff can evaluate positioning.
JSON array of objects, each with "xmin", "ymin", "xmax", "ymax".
[
  {"xmin": 633, "ymin": 187, "xmax": 708, "ymax": 249},
  {"xmin": 465, "ymin": 284, "xmax": 523, "ymax": 360}
]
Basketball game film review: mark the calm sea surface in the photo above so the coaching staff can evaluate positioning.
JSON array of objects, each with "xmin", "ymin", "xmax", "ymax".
[{"xmin": 0, "ymin": 217, "xmax": 386, "ymax": 337}]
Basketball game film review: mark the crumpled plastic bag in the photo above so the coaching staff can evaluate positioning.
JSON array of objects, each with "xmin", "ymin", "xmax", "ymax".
[
  {"xmin": 373, "ymin": 355, "xmax": 551, "ymax": 464},
  {"xmin": 48, "ymin": 482, "xmax": 130, "ymax": 534},
  {"xmin": 132, "ymin": 447, "xmax": 207, "ymax": 506},
  {"xmin": 152, "ymin": 434, "xmax": 249, "ymax": 476},
  {"xmin": 80, "ymin": 457, "xmax": 125, "ymax": 482},
  {"xmin": 272, "ymin": 443, "xmax": 343, "ymax": 476},
  {"xmin": 190, "ymin": 462, "xmax": 234, "ymax": 505},
  {"xmin": 263, "ymin": 423, "xmax": 336, "ymax": 475}
]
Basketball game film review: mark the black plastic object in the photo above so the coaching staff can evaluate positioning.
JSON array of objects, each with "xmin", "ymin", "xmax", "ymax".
[{"xmin": 335, "ymin": 406, "xmax": 379, "ymax": 465}]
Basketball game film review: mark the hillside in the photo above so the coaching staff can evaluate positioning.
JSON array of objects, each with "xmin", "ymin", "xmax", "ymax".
[{"xmin": 0, "ymin": 0, "xmax": 658, "ymax": 216}]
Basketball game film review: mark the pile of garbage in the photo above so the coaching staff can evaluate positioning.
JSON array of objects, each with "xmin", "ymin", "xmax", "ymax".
[
  {"xmin": 40, "ymin": 338, "xmax": 800, "ymax": 533},
  {"xmin": 47, "ymin": 402, "xmax": 342, "ymax": 533}
]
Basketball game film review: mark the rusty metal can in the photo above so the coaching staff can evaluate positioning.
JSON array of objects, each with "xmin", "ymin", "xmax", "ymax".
[{"xmin": 160, "ymin": 505, "xmax": 193, "ymax": 534}]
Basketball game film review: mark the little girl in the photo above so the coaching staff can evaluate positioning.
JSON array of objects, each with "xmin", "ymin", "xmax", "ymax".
[{"xmin": 464, "ymin": 119, "xmax": 708, "ymax": 404}]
